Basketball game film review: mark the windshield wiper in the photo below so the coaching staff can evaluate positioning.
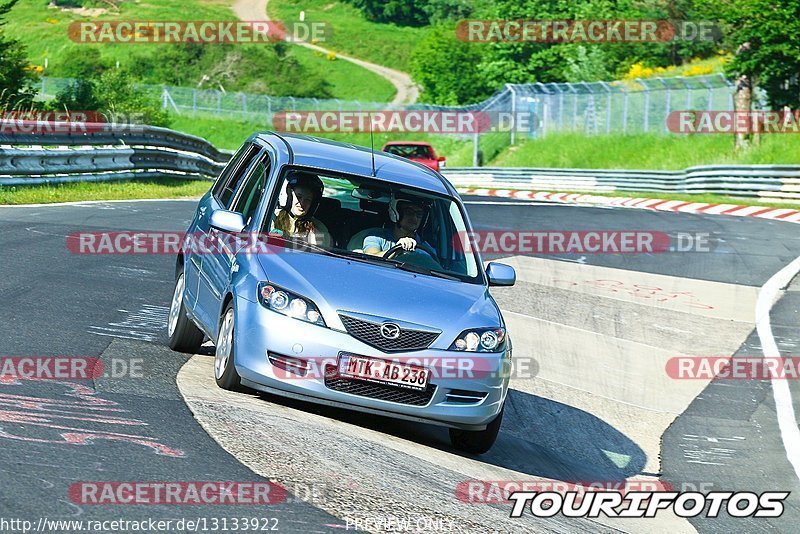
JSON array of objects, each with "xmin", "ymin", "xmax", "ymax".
[
  {"xmin": 333, "ymin": 248, "xmax": 460, "ymax": 280},
  {"xmin": 394, "ymin": 262, "xmax": 461, "ymax": 281},
  {"xmin": 328, "ymin": 248, "xmax": 402, "ymax": 268}
]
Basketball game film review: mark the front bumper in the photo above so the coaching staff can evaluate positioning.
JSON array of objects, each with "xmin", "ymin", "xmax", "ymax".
[{"xmin": 233, "ymin": 296, "xmax": 510, "ymax": 430}]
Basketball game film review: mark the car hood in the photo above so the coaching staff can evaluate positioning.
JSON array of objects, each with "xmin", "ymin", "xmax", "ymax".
[{"xmin": 257, "ymin": 250, "xmax": 501, "ymax": 335}]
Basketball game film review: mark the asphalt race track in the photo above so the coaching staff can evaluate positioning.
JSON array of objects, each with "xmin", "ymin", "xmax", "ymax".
[{"xmin": 1, "ymin": 196, "xmax": 799, "ymax": 533}]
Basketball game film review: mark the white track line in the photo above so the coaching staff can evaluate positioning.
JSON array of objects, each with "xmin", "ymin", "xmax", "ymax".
[
  {"xmin": 0, "ymin": 198, "xmax": 201, "ymax": 208},
  {"xmin": 756, "ymin": 255, "xmax": 800, "ymax": 483}
]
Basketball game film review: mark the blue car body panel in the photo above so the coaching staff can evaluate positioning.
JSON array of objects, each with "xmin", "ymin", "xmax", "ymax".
[{"xmin": 180, "ymin": 132, "xmax": 512, "ymax": 430}]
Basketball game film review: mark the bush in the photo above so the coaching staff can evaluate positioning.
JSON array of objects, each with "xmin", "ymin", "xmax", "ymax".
[
  {"xmin": 0, "ymin": 0, "xmax": 36, "ymax": 109},
  {"xmin": 49, "ymin": 69, "xmax": 170, "ymax": 127},
  {"xmin": 57, "ymin": 47, "xmax": 111, "ymax": 79},
  {"xmin": 126, "ymin": 43, "xmax": 332, "ymax": 98},
  {"xmin": 410, "ymin": 25, "xmax": 492, "ymax": 105}
]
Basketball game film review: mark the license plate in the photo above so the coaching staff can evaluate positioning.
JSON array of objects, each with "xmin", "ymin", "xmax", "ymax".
[{"xmin": 338, "ymin": 353, "xmax": 429, "ymax": 391}]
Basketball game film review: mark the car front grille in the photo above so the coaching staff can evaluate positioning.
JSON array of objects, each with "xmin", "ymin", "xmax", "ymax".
[
  {"xmin": 339, "ymin": 314, "xmax": 439, "ymax": 352},
  {"xmin": 324, "ymin": 366, "xmax": 436, "ymax": 406}
]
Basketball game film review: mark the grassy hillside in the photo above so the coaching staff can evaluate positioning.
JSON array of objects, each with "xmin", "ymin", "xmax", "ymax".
[
  {"xmin": 4, "ymin": 0, "xmax": 395, "ymax": 102},
  {"xmin": 170, "ymin": 113, "xmax": 473, "ymax": 165},
  {"xmin": 268, "ymin": 0, "xmax": 429, "ymax": 72},
  {"xmin": 288, "ymin": 44, "xmax": 395, "ymax": 102},
  {"xmin": 491, "ymin": 133, "xmax": 800, "ymax": 169}
]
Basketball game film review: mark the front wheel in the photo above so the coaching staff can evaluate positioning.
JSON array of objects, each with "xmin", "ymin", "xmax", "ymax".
[
  {"xmin": 168, "ymin": 272, "xmax": 204, "ymax": 353},
  {"xmin": 449, "ymin": 405, "xmax": 504, "ymax": 454},
  {"xmin": 214, "ymin": 303, "xmax": 242, "ymax": 391}
]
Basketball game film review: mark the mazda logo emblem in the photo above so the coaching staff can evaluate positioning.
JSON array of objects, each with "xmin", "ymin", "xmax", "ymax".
[{"xmin": 380, "ymin": 323, "xmax": 401, "ymax": 339}]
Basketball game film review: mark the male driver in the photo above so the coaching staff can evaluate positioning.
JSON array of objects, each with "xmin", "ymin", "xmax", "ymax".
[{"xmin": 363, "ymin": 196, "xmax": 436, "ymax": 257}]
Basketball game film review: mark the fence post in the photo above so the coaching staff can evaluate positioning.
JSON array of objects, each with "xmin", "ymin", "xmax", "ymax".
[
  {"xmin": 534, "ymin": 83, "xmax": 551, "ymax": 137},
  {"xmin": 702, "ymin": 76, "xmax": 714, "ymax": 110},
  {"xmin": 680, "ymin": 76, "xmax": 692, "ymax": 110},
  {"xmin": 217, "ymin": 91, "xmax": 221, "ymax": 113},
  {"xmin": 622, "ymin": 85, "xmax": 629, "ymax": 134},
  {"xmin": 551, "ymin": 83, "xmax": 564, "ymax": 131},
  {"xmin": 637, "ymin": 78, "xmax": 650, "ymax": 133},
  {"xmin": 243, "ymin": 93, "xmax": 248, "ymax": 116},
  {"xmin": 580, "ymin": 82, "xmax": 597, "ymax": 134},
  {"xmin": 602, "ymin": 82, "xmax": 612, "ymax": 134},
  {"xmin": 566, "ymin": 83, "xmax": 578, "ymax": 131},
  {"xmin": 506, "ymin": 84, "xmax": 517, "ymax": 145},
  {"xmin": 192, "ymin": 89, "xmax": 197, "ymax": 117},
  {"xmin": 657, "ymin": 77, "xmax": 670, "ymax": 132},
  {"xmin": 473, "ymin": 131, "xmax": 479, "ymax": 167}
]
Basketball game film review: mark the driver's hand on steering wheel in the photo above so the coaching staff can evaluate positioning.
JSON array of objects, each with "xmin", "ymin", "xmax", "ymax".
[{"xmin": 397, "ymin": 237, "xmax": 417, "ymax": 251}]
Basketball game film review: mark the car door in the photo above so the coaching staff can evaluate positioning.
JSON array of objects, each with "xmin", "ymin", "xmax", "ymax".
[
  {"xmin": 184, "ymin": 143, "xmax": 251, "ymax": 314},
  {"xmin": 193, "ymin": 144, "xmax": 263, "ymax": 332},
  {"xmin": 198, "ymin": 150, "xmax": 272, "ymax": 338}
]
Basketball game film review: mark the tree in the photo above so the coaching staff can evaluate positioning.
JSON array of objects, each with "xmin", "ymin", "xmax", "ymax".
[
  {"xmin": 0, "ymin": 0, "xmax": 36, "ymax": 109},
  {"xmin": 345, "ymin": 0, "xmax": 429, "ymax": 26},
  {"xmin": 697, "ymin": 0, "xmax": 800, "ymax": 150},
  {"xmin": 411, "ymin": 0, "xmax": 723, "ymax": 105},
  {"xmin": 410, "ymin": 25, "xmax": 493, "ymax": 105},
  {"xmin": 58, "ymin": 47, "xmax": 112, "ymax": 79}
]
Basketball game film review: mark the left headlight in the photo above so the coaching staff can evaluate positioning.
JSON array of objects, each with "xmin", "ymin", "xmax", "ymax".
[
  {"xmin": 450, "ymin": 327, "xmax": 506, "ymax": 352},
  {"xmin": 257, "ymin": 282, "xmax": 326, "ymax": 327}
]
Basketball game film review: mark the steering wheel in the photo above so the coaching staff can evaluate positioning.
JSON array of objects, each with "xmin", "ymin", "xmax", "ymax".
[
  {"xmin": 382, "ymin": 244, "xmax": 407, "ymax": 260},
  {"xmin": 383, "ymin": 244, "xmax": 442, "ymax": 270}
]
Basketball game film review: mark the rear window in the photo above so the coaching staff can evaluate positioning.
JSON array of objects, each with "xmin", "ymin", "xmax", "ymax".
[{"xmin": 384, "ymin": 144, "xmax": 432, "ymax": 159}]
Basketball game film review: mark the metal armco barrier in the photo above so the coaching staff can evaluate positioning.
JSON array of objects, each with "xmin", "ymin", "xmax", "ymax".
[
  {"xmin": 0, "ymin": 123, "xmax": 232, "ymax": 186},
  {"xmin": 442, "ymin": 165, "xmax": 800, "ymax": 201},
  {"xmin": 3, "ymin": 122, "xmax": 799, "ymax": 203}
]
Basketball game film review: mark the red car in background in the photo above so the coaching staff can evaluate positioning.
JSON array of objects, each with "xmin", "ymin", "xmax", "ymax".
[{"xmin": 381, "ymin": 141, "xmax": 446, "ymax": 172}]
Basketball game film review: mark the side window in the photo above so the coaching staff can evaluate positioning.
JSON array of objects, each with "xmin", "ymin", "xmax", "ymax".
[
  {"xmin": 211, "ymin": 144, "xmax": 247, "ymax": 199},
  {"xmin": 230, "ymin": 156, "xmax": 271, "ymax": 228},
  {"xmin": 213, "ymin": 144, "xmax": 261, "ymax": 209}
]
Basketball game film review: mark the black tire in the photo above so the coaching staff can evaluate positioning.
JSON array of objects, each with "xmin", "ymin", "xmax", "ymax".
[
  {"xmin": 167, "ymin": 272, "xmax": 204, "ymax": 353},
  {"xmin": 214, "ymin": 302, "xmax": 242, "ymax": 391},
  {"xmin": 449, "ymin": 404, "xmax": 504, "ymax": 454}
]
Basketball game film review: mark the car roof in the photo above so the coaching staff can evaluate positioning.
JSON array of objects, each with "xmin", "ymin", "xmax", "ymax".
[{"xmin": 254, "ymin": 132, "xmax": 452, "ymax": 195}]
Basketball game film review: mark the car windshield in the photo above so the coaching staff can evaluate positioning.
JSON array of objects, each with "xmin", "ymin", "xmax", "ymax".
[
  {"xmin": 262, "ymin": 167, "xmax": 482, "ymax": 284},
  {"xmin": 384, "ymin": 144, "xmax": 432, "ymax": 159}
]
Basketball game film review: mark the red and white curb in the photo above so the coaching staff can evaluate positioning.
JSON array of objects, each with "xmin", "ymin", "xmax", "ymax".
[{"xmin": 457, "ymin": 187, "xmax": 800, "ymax": 224}]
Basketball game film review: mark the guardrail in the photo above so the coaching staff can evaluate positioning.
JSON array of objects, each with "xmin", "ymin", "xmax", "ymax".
[
  {"xmin": 0, "ymin": 123, "xmax": 232, "ymax": 186},
  {"xmin": 442, "ymin": 165, "xmax": 800, "ymax": 201},
  {"xmin": 2, "ymin": 123, "xmax": 799, "ymax": 203}
]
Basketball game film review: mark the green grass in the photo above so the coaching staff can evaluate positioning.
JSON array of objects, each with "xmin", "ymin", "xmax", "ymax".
[
  {"xmin": 171, "ymin": 113, "xmax": 474, "ymax": 163},
  {"xmin": 491, "ymin": 132, "xmax": 800, "ymax": 169},
  {"xmin": 0, "ymin": 177, "xmax": 211, "ymax": 205},
  {"xmin": 286, "ymin": 44, "xmax": 395, "ymax": 101},
  {"xmin": 5, "ymin": 0, "xmax": 395, "ymax": 102},
  {"xmin": 4, "ymin": 0, "xmax": 232, "ymax": 69},
  {"xmin": 268, "ymin": 0, "xmax": 429, "ymax": 72}
]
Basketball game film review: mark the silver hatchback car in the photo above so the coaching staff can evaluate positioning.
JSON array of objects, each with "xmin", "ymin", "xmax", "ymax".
[{"xmin": 168, "ymin": 133, "xmax": 516, "ymax": 453}]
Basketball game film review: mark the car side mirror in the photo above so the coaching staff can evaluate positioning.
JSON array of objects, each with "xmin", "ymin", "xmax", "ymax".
[
  {"xmin": 209, "ymin": 209, "xmax": 245, "ymax": 234},
  {"xmin": 486, "ymin": 262, "xmax": 516, "ymax": 287}
]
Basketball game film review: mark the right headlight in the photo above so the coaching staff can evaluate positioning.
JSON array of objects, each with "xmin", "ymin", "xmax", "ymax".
[
  {"xmin": 257, "ymin": 282, "xmax": 326, "ymax": 327},
  {"xmin": 450, "ymin": 327, "xmax": 506, "ymax": 352}
]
